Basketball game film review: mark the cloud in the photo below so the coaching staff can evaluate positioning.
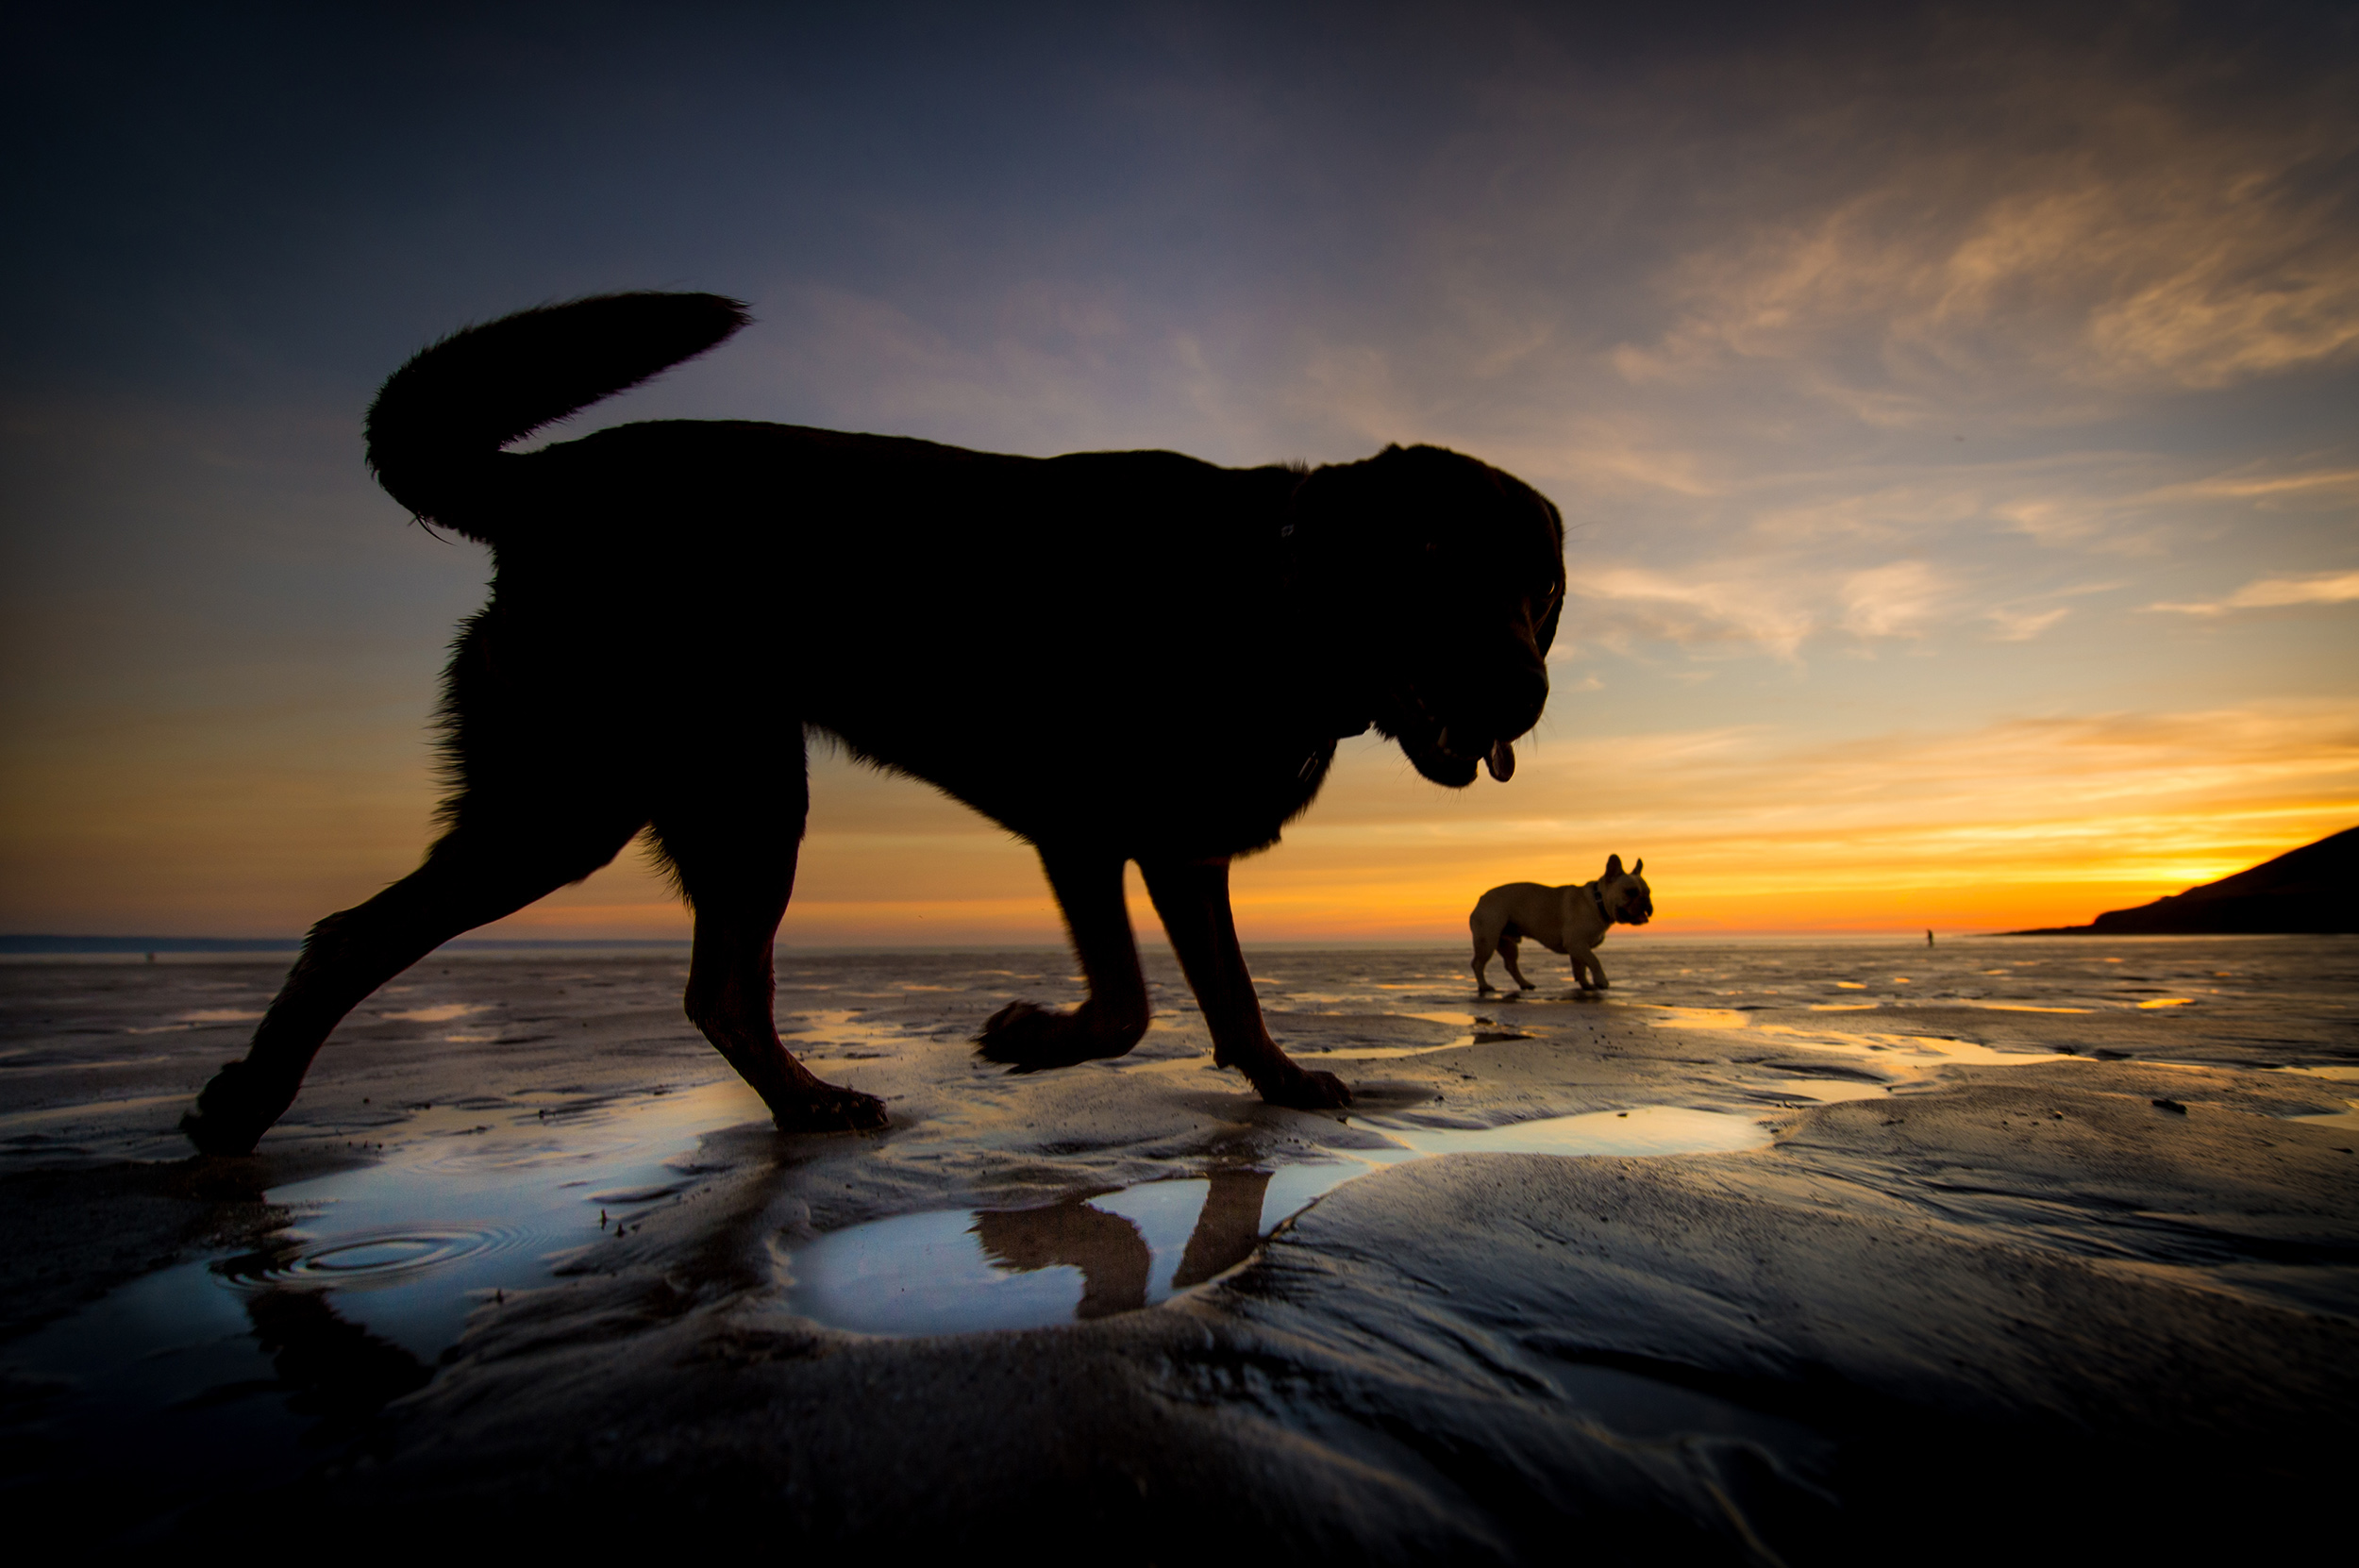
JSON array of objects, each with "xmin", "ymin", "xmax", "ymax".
[
  {"xmin": 1607, "ymin": 54, "xmax": 2359, "ymax": 423},
  {"xmin": 1983, "ymin": 605, "xmax": 2070, "ymax": 642},
  {"xmin": 1838, "ymin": 560, "xmax": 1943, "ymax": 639},
  {"xmin": 1980, "ymin": 456, "xmax": 2359, "ymax": 556},
  {"xmin": 2147, "ymin": 570, "xmax": 2359, "ymax": 617},
  {"xmin": 1313, "ymin": 697, "xmax": 2359, "ymax": 853},
  {"xmin": 1560, "ymin": 529, "xmax": 2093, "ymax": 659},
  {"xmin": 2145, "ymin": 465, "xmax": 2359, "ymax": 509},
  {"xmin": 1747, "ymin": 478, "xmax": 1989, "ymax": 546},
  {"xmin": 1562, "ymin": 567, "xmax": 1815, "ymax": 659}
]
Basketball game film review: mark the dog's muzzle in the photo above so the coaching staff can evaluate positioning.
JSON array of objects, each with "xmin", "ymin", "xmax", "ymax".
[{"xmin": 1436, "ymin": 727, "xmax": 1516, "ymax": 783}]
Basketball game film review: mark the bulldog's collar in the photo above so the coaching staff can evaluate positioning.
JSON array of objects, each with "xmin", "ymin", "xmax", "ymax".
[{"xmin": 1591, "ymin": 884, "xmax": 1612, "ymax": 925}]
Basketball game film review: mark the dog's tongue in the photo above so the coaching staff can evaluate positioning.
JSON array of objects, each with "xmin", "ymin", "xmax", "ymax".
[{"xmin": 1484, "ymin": 739, "xmax": 1515, "ymax": 782}]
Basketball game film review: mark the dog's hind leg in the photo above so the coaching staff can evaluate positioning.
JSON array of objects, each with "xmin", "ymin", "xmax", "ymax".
[
  {"xmin": 977, "ymin": 844, "xmax": 1150, "ymax": 1072},
  {"xmin": 180, "ymin": 808, "xmax": 644, "ymax": 1156},
  {"xmin": 1140, "ymin": 855, "xmax": 1349, "ymax": 1110},
  {"xmin": 1471, "ymin": 918, "xmax": 1498, "ymax": 993},
  {"xmin": 1498, "ymin": 935, "xmax": 1537, "ymax": 991},
  {"xmin": 652, "ymin": 792, "xmax": 887, "ymax": 1134}
]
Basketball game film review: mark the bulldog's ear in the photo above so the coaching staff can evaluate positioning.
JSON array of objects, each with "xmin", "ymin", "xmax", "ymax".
[
  {"xmin": 1604, "ymin": 854, "xmax": 1623, "ymax": 879},
  {"xmin": 1632, "ymin": 858, "xmax": 1643, "ymax": 876}
]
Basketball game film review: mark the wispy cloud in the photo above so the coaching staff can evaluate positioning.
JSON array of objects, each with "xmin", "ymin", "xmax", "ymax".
[
  {"xmin": 1563, "ymin": 567, "xmax": 1815, "ymax": 659},
  {"xmin": 1983, "ymin": 605, "xmax": 2070, "ymax": 642},
  {"xmin": 2147, "ymin": 570, "xmax": 2359, "ymax": 616},
  {"xmin": 1838, "ymin": 560, "xmax": 1943, "ymax": 639},
  {"xmin": 1607, "ymin": 57, "xmax": 2359, "ymax": 425},
  {"xmin": 2150, "ymin": 466, "xmax": 2359, "ymax": 507}
]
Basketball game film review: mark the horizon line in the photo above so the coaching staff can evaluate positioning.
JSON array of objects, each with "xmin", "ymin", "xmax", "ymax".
[{"xmin": 6, "ymin": 930, "xmax": 2340, "ymax": 957}]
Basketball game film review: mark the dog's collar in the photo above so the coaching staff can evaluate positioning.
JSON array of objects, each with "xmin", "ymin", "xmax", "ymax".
[{"xmin": 1591, "ymin": 884, "xmax": 1612, "ymax": 924}]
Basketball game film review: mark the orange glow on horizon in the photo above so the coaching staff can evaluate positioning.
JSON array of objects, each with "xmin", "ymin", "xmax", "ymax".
[{"xmin": 4, "ymin": 696, "xmax": 2350, "ymax": 943}]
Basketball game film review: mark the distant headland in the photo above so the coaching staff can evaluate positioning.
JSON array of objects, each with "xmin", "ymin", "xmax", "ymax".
[{"xmin": 2005, "ymin": 826, "xmax": 2355, "ymax": 935}]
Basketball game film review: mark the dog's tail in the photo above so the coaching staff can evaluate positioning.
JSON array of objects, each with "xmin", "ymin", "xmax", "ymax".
[{"xmin": 364, "ymin": 292, "xmax": 750, "ymax": 530}]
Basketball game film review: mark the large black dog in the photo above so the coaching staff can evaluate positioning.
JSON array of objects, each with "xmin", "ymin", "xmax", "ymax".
[{"xmin": 182, "ymin": 293, "xmax": 1565, "ymax": 1154}]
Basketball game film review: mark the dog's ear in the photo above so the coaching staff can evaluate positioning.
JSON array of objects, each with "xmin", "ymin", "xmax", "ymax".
[
  {"xmin": 1632, "ymin": 858, "xmax": 1643, "ymax": 876},
  {"xmin": 1604, "ymin": 854, "xmax": 1623, "ymax": 879}
]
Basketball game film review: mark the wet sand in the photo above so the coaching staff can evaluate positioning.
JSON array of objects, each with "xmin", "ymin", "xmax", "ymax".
[{"xmin": 3, "ymin": 937, "xmax": 2354, "ymax": 1558}]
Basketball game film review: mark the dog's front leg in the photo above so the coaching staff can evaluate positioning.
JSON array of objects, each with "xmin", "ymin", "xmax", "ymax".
[
  {"xmin": 977, "ymin": 844, "xmax": 1150, "ymax": 1071},
  {"xmin": 1139, "ymin": 856, "xmax": 1349, "ymax": 1109}
]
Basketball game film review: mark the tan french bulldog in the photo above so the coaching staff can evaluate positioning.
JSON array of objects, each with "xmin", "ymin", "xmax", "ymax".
[{"xmin": 1469, "ymin": 855, "xmax": 1653, "ymax": 993}]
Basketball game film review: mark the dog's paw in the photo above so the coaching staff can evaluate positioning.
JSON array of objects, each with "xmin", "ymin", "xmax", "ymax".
[
  {"xmin": 769, "ymin": 1085, "xmax": 889, "ymax": 1134},
  {"xmin": 179, "ymin": 1060, "xmax": 289, "ymax": 1158},
  {"xmin": 1516, "ymin": 979, "xmax": 1536, "ymax": 991},
  {"xmin": 1258, "ymin": 1067, "xmax": 1353, "ymax": 1111},
  {"xmin": 975, "ymin": 1000, "xmax": 1138, "ymax": 1073}
]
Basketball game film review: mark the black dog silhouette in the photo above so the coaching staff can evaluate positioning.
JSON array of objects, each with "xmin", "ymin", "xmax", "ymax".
[{"xmin": 182, "ymin": 293, "xmax": 1564, "ymax": 1153}]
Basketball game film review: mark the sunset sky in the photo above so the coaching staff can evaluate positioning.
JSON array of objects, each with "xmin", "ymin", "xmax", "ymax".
[{"xmin": 4, "ymin": 2, "xmax": 2354, "ymax": 944}]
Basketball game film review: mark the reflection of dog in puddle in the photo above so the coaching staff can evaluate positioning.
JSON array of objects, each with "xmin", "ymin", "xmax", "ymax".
[
  {"xmin": 1470, "ymin": 855, "xmax": 1653, "ymax": 994},
  {"xmin": 244, "ymin": 1288, "xmax": 430, "ymax": 1429},
  {"xmin": 974, "ymin": 1170, "xmax": 1273, "ymax": 1318}
]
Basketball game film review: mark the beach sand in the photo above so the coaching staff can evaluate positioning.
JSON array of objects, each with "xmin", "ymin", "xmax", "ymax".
[{"xmin": 4, "ymin": 937, "xmax": 2354, "ymax": 1558}]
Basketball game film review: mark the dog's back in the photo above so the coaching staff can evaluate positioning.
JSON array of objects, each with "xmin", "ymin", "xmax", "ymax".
[{"xmin": 1470, "ymin": 881, "xmax": 1564, "ymax": 946}]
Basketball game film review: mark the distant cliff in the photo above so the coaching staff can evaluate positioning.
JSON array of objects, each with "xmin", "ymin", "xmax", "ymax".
[{"xmin": 2006, "ymin": 826, "xmax": 2356, "ymax": 935}]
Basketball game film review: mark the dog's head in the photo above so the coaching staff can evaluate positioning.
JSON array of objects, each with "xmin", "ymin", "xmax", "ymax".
[
  {"xmin": 1602, "ymin": 854, "xmax": 1652, "ymax": 926},
  {"xmin": 1290, "ymin": 444, "xmax": 1565, "ymax": 788}
]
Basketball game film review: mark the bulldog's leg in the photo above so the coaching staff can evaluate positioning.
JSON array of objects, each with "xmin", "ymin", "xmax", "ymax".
[
  {"xmin": 1498, "ymin": 935, "xmax": 1537, "ymax": 991},
  {"xmin": 1471, "ymin": 922, "xmax": 1499, "ymax": 993},
  {"xmin": 1568, "ymin": 947, "xmax": 1599, "ymax": 991},
  {"xmin": 181, "ymin": 805, "xmax": 643, "ymax": 1156},
  {"xmin": 977, "ymin": 844, "xmax": 1150, "ymax": 1071},
  {"xmin": 1140, "ymin": 855, "xmax": 1349, "ymax": 1109},
  {"xmin": 654, "ymin": 790, "xmax": 886, "ymax": 1132}
]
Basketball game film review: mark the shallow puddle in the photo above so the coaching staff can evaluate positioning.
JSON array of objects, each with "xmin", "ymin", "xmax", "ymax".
[
  {"xmin": 1747, "ymin": 1024, "xmax": 2063, "ymax": 1067},
  {"xmin": 0, "ymin": 1076, "xmax": 775, "ymax": 1522},
  {"xmin": 778, "ymin": 1105, "xmax": 1772, "ymax": 1337},
  {"xmin": 2284, "ymin": 1064, "xmax": 2359, "ymax": 1082},
  {"xmin": 1300, "ymin": 1037, "xmax": 1477, "ymax": 1059},
  {"xmin": 7, "ymin": 1076, "xmax": 1779, "ymax": 1494},
  {"xmin": 1627, "ymin": 1001, "xmax": 2068, "ymax": 1070},
  {"xmin": 2292, "ymin": 1102, "xmax": 2359, "ymax": 1132},
  {"xmin": 1751, "ymin": 1076, "xmax": 1894, "ymax": 1104}
]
